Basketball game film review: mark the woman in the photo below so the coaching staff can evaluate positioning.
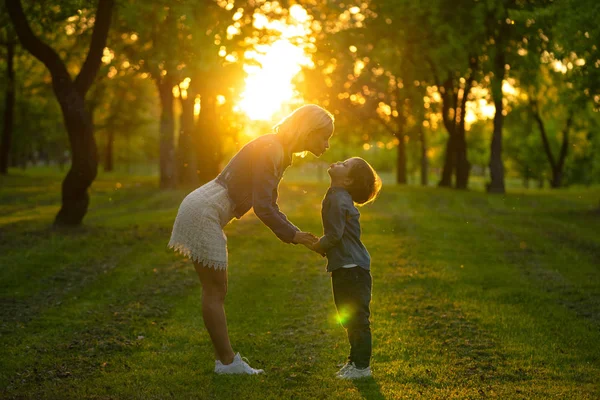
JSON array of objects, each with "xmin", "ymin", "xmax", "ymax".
[{"xmin": 168, "ymin": 104, "xmax": 335, "ymax": 374}]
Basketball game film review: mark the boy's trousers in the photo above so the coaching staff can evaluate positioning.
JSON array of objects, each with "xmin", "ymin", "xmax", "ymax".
[{"xmin": 331, "ymin": 266, "xmax": 372, "ymax": 369}]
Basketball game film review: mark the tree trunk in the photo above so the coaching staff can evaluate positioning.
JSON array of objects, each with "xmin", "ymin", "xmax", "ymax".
[
  {"xmin": 177, "ymin": 87, "xmax": 198, "ymax": 186},
  {"xmin": 196, "ymin": 93, "xmax": 221, "ymax": 183},
  {"xmin": 455, "ymin": 131, "xmax": 469, "ymax": 189},
  {"xmin": 396, "ymin": 133, "xmax": 407, "ymax": 184},
  {"xmin": 103, "ymin": 84, "xmax": 126, "ymax": 172},
  {"xmin": 455, "ymin": 108, "xmax": 470, "ymax": 190},
  {"xmin": 419, "ymin": 123, "xmax": 428, "ymax": 186},
  {"xmin": 125, "ymin": 133, "xmax": 131, "ymax": 173},
  {"xmin": 438, "ymin": 76, "xmax": 458, "ymax": 188},
  {"xmin": 532, "ymin": 105, "xmax": 556, "ymax": 184},
  {"xmin": 6, "ymin": 0, "xmax": 114, "ymax": 226},
  {"xmin": 551, "ymin": 110, "xmax": 573, "ymax": 188},
  {"xmin": 488, "ymin": 37, "xmax": 506, "ymax": 193},
  {"xmin": 455, "ymin": 58, "xmax": 476, "ymax": 190},
  {"xmin": 551, "ymin": 168, "xmax": 563, "ymax": 188},
  {"xmin": 156, "ymin": 77, "xmax": 177, "ymax": 189},
  {"xmin": 488, "ymin": 87, "xmax": 505, "ymax": 193},
  {"xmin": 439, "ymin": 132, "xmax": 455, "ymax": 187},
  {"xmin": 104, "ymin": 128, "xmax": 114, "ymax": 172},
  {"xmin": 0, "ymin": 39, "xmax": 15, "ymax": 175},
  {"xmin": 532, "ymin": 104, "xmax": 573, "ymax": 189},
  {"xmin": 54, "ymin": 85, "xmax": 98, "ymax": 225}
]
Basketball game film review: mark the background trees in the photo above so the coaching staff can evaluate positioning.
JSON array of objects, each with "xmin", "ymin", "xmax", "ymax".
[
  {"xmin": 1, "ymin": 0, "xmax": 598, "ymax": 225},
  {"xmin": 5, "ymin": 0, "xmax": 114, "ymax": 225}
]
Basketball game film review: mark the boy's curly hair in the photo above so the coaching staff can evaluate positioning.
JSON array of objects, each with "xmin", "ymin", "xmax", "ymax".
[{"xmin": 346, "ymin": 157, "xmax": 382, "ymax": 206}]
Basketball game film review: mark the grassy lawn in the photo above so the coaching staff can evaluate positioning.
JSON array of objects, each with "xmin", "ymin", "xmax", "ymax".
[{"xmin": 1, "ymin": 167, "xmax": 599, "ymax": 399}]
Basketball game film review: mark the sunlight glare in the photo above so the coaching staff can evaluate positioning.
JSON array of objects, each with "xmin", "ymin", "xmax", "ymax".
[
  {"xmin": 289, "ymin": 4, "xmax": 309, "ymax": 23},
  {"xmin": 238, "ymin": 40, "xmax": 312, "ymax": 121},
  {"xmin": 238, "ymin": 6, "xmax": 314, "ymax": 121}
]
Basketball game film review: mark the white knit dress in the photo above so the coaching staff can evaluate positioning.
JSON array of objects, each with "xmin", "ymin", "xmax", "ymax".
[{"xmin": 168, "ymin": 179, "xmax": 235, "ymax": 270}]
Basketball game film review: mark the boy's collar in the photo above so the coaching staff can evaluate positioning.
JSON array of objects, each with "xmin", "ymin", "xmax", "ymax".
[{"xmin": 328, "ymin": 186, "xmax": 349, "ymax": 195}]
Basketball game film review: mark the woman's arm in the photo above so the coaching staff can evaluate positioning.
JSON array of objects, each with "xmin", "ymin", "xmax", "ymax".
[{"xmin": 251, "ymin": 142, "xmax": 303, "ymax": 243}]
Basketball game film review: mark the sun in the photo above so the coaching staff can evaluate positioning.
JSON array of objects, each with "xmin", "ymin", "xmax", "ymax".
[
  {"xmin": 236, "ymin": 5, "xmax": 313, "ymax": 121},
  {"xmin": 238, "ymin": 41, "xmax": 311, "ymax": 121}
]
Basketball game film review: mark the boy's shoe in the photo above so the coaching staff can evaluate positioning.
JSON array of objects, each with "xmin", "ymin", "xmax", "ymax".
[
  {"xmin": 337, "ymin": 363, "xmax": 372, "ymax": 379},
  {"xmin": 336, "ymin": 362, "xmax": 353, "ymax": 377},
  {"xmin": 214, "ymin": 353, "xmax": 264, "ymax": 375}
]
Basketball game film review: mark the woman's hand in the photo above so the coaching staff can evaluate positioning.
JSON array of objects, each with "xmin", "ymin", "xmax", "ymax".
[
  {"xmin": 293, "ymin": 231, "xmax": 318, "ymax": 246},
  {"xmin": 294, "ymin": 232, "xmax": 325, "ymax": 256}
]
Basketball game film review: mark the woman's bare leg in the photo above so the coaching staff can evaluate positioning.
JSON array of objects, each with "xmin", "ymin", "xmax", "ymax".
[{"xmin": 194, "ymin": 262, "xmax": 235, "ymax": 365}]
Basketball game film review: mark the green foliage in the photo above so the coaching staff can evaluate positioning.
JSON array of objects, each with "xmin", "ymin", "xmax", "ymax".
[
  {"xmin": 503, "ymin": 102, "xmax": 549, "ymax": 182},
  {"xmin": 2, "ymin": 0, "xmax": 600, "ymax": 185},
  {"xmin": 564, "ymin": 107, "xmax": 600, "ymax": 185},
  {"xmin": 551, "ymin": 0, "xmax": 600, "ymax": 108},
  {"xmin": 3, "ymin": 46, "xmax": 67, "ymax": 166},
  {"xmin": 92, "ymin": 74, "xmax": 159, "ymax": 170}
]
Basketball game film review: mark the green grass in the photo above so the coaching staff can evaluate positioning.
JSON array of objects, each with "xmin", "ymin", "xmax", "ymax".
[{"xmin": 1, "ymin": 167, "xmax": 599, "ymax": 399}]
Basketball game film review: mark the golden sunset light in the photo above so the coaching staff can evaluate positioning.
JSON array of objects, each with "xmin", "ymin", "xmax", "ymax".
[
  {"xmin": 4, "ymin": 1, "xmax": 600, "ymax": 397},
  {"xmin": 237, "ymin": 40, "xmax": 312, "ymax": 121},
  {"xmin": 236, "ymin": 5, "xmax": 314, "ymax": 121}
]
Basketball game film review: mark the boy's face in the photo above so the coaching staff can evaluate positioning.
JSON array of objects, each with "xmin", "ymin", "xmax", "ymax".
[{"xmin": 328, "ymin": 158, "xmax": 358, "ymax": 186}]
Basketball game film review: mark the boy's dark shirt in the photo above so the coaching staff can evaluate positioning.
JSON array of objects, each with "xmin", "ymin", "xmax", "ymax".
[{"xmin": 318, "ymin": 187, "xmax": 371, "ymax": 272}]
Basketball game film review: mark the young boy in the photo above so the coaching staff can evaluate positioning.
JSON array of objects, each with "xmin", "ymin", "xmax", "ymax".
[{"xmin": 312, "ymin": 157, "xmax": 382, "ymax": 379}]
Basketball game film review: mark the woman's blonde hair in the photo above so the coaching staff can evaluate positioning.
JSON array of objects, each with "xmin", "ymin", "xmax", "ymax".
[{"xmin": 274, "ymin": 104, "xmax": 334, "ymax": 156}]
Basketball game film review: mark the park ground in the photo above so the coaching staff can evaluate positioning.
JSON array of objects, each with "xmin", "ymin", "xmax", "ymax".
[{"xmin": 1, "ymin": 168, "xmax": 599, "ymax": 399}]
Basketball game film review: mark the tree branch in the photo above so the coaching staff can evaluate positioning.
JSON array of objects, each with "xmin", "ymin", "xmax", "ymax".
[
  {"xmin": 557, "ymin": 108, "xmax": 574, "ymax": 172},
  {"xmin": 458, "ymin": 56, "xmax": 478, "ymax": 134},
  {"xmin": 441, "ymin": 75, "xmax": 455, "ymax": 135},
  {"xmin": 425, "ymin": 55, "xmax": 441, "ymax": 88},
  {"xmin": 5, "ymin": 0, "xmax": 71, "ymax": 83},
  {"xmin": 531, "ymin": 99, "xmax": 556, "ymax": 170},
  {"xmin": 74, "ymin": 0, "xmax": 115, "ymax": 96}
]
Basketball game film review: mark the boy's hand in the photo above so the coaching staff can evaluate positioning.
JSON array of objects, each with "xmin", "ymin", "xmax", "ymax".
[
  {"xmin": 308, "ymin": 241, "xmax": 326, "ymax": 257},
  {"xmin": 293, "ymin": 231, "xmax": 318, "ymax": 246}
]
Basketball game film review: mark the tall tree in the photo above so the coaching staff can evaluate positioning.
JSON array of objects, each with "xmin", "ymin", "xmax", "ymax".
[
  {"xmin": 5, "ymin": 0, "xmax": 114, "ymax": 225},
  {"xmin": 531, "ymin": 99, "xmax": 573, "ymax": 188},
  {"xmin": 119, "ymin": 1, "xmax": 244, "ymax": 187},
  {"xmin": 372, "ymin": 0, "xmax": 485, "ymax": 189},
  {"xmin": 485, "ymin": 2, "xmax": 510, "ymax": 193},
  {"xmin": 432, "ymin": 56, "xmax": 478, "ymax": 189},
  {"xmin": 551, "ymin": 0, "xmax": 600, "ymax": 109},
  {"xmin": 0, "ymin": 28, "xmax": 16, "ymax": 175},
  {"xmin": 528, "ymin": 64, "xmax": 581, "ymax": 188},
  {"xmin": 484, "ymin": 0, "xmax": 554, "ymax": 193},
  {"xmin": 176, "ymin": 79, "xmax": 197, "ymax": 185},
  {"xmin": 299, "ymin": 2, "xmax": 426, "ymax": 184},
  {"xmin": 118, "ymin": 3, "xmax": 181, "ymax": 188}
]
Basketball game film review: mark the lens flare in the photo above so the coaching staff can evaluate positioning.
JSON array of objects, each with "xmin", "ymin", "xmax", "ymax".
[{"xmin": 335, "ymin": 306, "xmax": 352, "ymax": 326}]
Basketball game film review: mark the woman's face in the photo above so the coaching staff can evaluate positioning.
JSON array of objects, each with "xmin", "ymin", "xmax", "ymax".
[{"xmin": 304, "ymin": 125, "xmax": 333, "ymax": 157}]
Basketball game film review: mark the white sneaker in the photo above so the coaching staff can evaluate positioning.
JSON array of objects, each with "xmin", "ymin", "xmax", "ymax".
[
  {"xmin": 214, "ymin": 353, "xmax": 264, "ymax": 375},
  {"xmin": 336, "ymin": 362, "xmax": 353, "ymax": 376},
  {"xmin": 337, "ymin": 363, "xmax": 372, "ymax": 379}
]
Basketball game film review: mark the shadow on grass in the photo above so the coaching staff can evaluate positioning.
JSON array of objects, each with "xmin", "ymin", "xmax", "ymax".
[{"xmin": 353, "ymin": 377, "xmax": 385, "ymax": 400}]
